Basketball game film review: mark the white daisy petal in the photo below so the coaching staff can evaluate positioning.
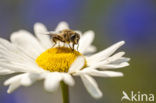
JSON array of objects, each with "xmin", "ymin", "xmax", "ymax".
[
  {"xmin": 0, "ymin": 39, "xmax": 37, "ymax": 69},
  {"xmin": 0, "ymin": 37, "xmax": 42, "ymax": 73},
  {"xmin": 4, "ymin": 74, "xmax": 23, "ymax": 93},
  {"xmin": 34, "ymin": 23, "xmax": 52, "ymax": 49},
  {"xmin": 79, "ymin": 30, "xmax": 95, "ymax": 53},
  {"xmin": 0, "ymin": 38, "xmax": 32, "ymax": 62},
  {"xmin": 44, "ymin": 73, "xmax": 62, "ymax": 92},
  {"xmin": 93, "ymin": 71, "xmax": 123, "ymax": 77},
  {"xmin": 90, "ymin": 52, "xmax": 127, "ymax": 67},
  {"xmin": 0, "ymin": 62, "xmax": 25, "ymax": 72},
  {"xmin": 10, "ymin": 30, "xmax": 44, "ymax": 58},
  {"xmin": 4, "ymin": 74, "xmax": 22, "ymax": 86},
  {"xmin": 106, "ymin": 52, "xmax": 125, "ymax": 63},
  {"xmin": 21, "ymin": 73, "xmax": 41, "ymax": 86},
  {"xmin": 0, "ymin": 49, "xmax": 26, "ymax": 64},
  {"xmin": 98, "ymin": 62, "xmax": 129, "ymax": 69},
  {"xmin": 7, "ymin": 80, "xmax": 21, "ymax": 94},
  {"xmin": 55, "ymin": 21, "xmax": 69, "ymax": 31},
  {"xmin": 68, "ymin": 56, "xmax": 85, "ymax": 73},
  {"xmin": 87, "ymin": 41, "xmax": 125, "ymax": 65},
  {"xmin": 80, "ymin": 74, "xmax": 103, "ymax": 99},
  {"xmin": 4, "ymin": 73, "xmax": 42, "ymax": 93},
  {"xmin": 81, "ymin": 69, "xmax": 123, "ymax": 77},
  {"xmin": 84, "ymin": 45, "xmax": 97, "ymax": 54},
  {"xmin": 0, "ymin": 60, "xmax": 42, "ymax": 73},
  {"xmin": 112, "ymin": 57, "xmax": 130, "ymax": 64},
  {"xmin": 0, "ymin": 38, "xmax": 14, "ymax": 50},
  {"xmin": 0, "ymin": 69, "xmax": 14, "ymax": 75},
  {"xmin": 62, "ymin": 73, "xmax": 75, "ymax": 86}
]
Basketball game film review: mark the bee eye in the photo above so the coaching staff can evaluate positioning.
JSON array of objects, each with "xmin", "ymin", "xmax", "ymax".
[{"xmin": 70, "ymin": 34, "xmax": 76, "ymax": 40}]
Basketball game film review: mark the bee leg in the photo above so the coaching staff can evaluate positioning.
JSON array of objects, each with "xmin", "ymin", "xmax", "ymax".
[
  {"xmin": 58, "ymin": 42, "xmax": 60, "ymax": 47},
  {"xmin": 52, "ymin": 38, "xmax": 57, "ymax": 48},
  {"xmin": 52, "ymin": 43, "xmax": 56, "ymax": 48},
  {"xmin": 63, "ymin": 43, "xmax": 65, "ymax": 47},
  {"xmin": 77, "ymin": 44, "xmax": 79, "ymax": 51},
  {"xmin": 72, "ymin": 43, "xmax": 75, "ymax": 51},
  {"xmin": 69, "ymin": 43, "xmax": 72, "ymax": 50}
]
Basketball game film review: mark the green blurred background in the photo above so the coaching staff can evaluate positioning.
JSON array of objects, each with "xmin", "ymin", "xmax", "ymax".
[{"xmin": 0, "ymin": 0, "xmax": 156, "ymax": 103}]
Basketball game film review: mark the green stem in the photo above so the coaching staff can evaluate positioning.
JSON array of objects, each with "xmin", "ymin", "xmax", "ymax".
[{"xmin": 61, "ymin": 81, "xmax": 69, "ymax": 103}]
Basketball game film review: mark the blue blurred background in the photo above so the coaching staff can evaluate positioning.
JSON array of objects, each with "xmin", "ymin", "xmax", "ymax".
[{"xmin": 0, "ymin": 0, "xmax": 156, "ymax": 103}]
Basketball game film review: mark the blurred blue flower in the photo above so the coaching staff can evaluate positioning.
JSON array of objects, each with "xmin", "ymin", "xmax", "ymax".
[
  {"xmin": 0, "ymin": 87, "xmax": 16, "ymax": 103},
  {"xmin": 20, "ymin": 0, "xmax": 86, "ymax": 28},
  {"xmin": 101, "ymin": 0, "xmax": 156, "ymax": 49}
]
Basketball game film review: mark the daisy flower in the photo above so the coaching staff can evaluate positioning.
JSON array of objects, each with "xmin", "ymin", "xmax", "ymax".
[{"xmin": 0, "ymin": 22, "xmax": 130, "ymax": 101}]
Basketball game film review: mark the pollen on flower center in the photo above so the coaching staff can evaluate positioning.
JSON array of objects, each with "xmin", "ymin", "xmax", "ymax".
[{"xmin": 36, "ymin": 47, "xmax": 86, "ymax": 72}]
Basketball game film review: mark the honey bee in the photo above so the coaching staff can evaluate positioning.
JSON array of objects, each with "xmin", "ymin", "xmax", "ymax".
[{"xmin": 47, "ymin": 29, "xmax": 80, "ymax": 50}]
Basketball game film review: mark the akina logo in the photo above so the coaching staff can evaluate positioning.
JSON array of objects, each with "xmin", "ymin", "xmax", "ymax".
[{"xmin": 121, "ymin": 91, "xmax": 155, "ymax": 102}]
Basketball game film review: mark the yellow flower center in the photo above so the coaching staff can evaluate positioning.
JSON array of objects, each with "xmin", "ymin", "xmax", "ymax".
[{"xmin": 36, "ymin": 47, "xmax": 86, "ymax": 72}]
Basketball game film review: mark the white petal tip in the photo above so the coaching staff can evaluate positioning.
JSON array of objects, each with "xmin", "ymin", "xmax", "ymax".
[
  {"xmin": 107, "ymin": 72, "xmax": 124, "ymax": 77},
  {"xmin": 65, "ymin": 82, "xmax": 75, "ymax": 87},
  {"xmin": 7, "ymin": 90, "xmax": 11, "ymax": 94},
  {"xmin": 45, "ymin": 87, "xmax": 58, "ymax": 92},
  {"xmin": 7, "ymin": 89, "xmax": 13, "ymax": 94},
  {"xmin": 17, "ymin": 30, "xmax": 28, "ymax": 34},
  {"xmin": 93, "ymin": 93, "xmax": 103, "ymax": 99},
  {"xmin": 59, "ymin": 21, "xmax": 68, "ymax": 25},
  {"xmin": 114, "ymin": 51, "xmax": 125, "ymax": 58},
  {"xmin": 56, "ymin": 21, "xmax": 69, "ymax": 31},
  {"xmin": 34, "ymin": 22, "xmax": 43, "ymax": 26},
  {"xmin": 127, "ymin": 58, "xmax": 131, "ymax": 61},
  {"xmin": 62, "ymin": 74, "xmax": 75, "ymax": 86},
  {"xmin": 34, "ymin": 22, "xmax": 47, "ymax": 34},
  {"xmin": 87, "ymin": 30, "xmax": 95, "ymax": 34},
  {"xmin": 116, "ymin": 72, "xmax": 124, "ymax": 77},
  {"xmin": 120, "ymin": 51, "xmax": 125, "ymax": 55},
  {"xmin": 70, "ymin": 83, "xmax": 75, "ymax": 86},
  {"xmin": 64, "ymin": 79, "xmax": 75, "ymax": 86},
  {"xmin": 120, "ymin": 41, "xmax": 125, "ymax": 45},
  {"xmin": 11, "ymin": 30, "xmax": 30, "ymax": 40},
  {"xmin": 123, "ymin": 62, "xmax": 130, "ymax": 67},
  {"xmin": 4, "ymin": 81, "xmax": 9, "ymax": 86},
  {"xmin": 34, "ymin": 22, "xmax": 46, "ymax": 29},
  {"xmin": 44, "ymin": 83, "xmax": 59, "ymax": 92}
]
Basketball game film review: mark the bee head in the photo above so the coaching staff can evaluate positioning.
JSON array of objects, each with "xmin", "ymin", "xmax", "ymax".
[{"xmin": 70, "ymin": 33, "xmax": 80, "ymax": 44}]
